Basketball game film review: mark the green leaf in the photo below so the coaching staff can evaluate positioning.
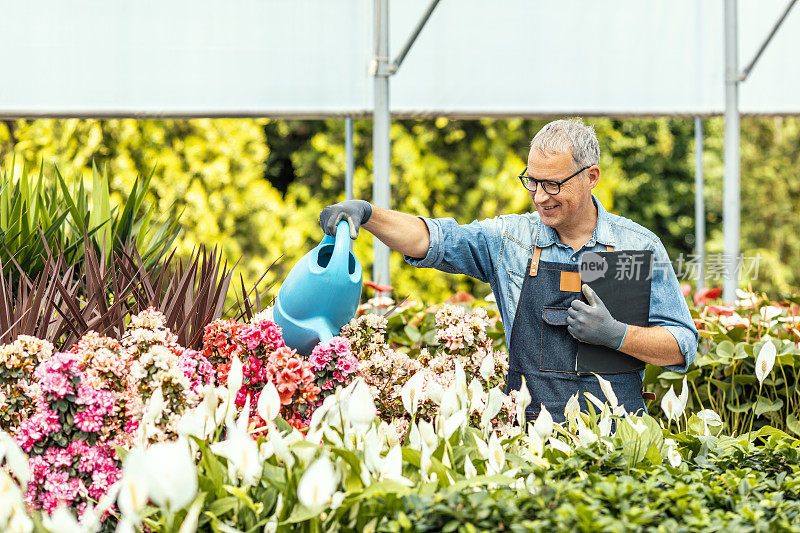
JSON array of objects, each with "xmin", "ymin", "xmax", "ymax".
[
  {"xmin": 787, "ymin": 415, "xmax": 800, "ymax": 437},
  {"xmin": 726, "ymin": 401, "xmax": 753, "ymax": 413},
  {"xmin": 404, "ymin": 324, "xmax": 421, "ymax": 343},
  {"xmin": 716, "ymin": 340, "xmax": 735, "ymax": 358},
  {"xmin": 754, "ymin": 396, "xmax": 784, "ymax": 416},
  {"xmin": 207, "ymin": 495, "xmax": 239, "ymax": 517}
]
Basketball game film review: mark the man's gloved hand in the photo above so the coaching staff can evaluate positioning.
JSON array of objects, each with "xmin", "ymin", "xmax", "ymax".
[
  {"xmin": 319, "ymin": 200, "xmax": 373, "ymax": 240},
  {"xmin": 567, "ymin": 284, "xmax": 629, "ymax": 350}
]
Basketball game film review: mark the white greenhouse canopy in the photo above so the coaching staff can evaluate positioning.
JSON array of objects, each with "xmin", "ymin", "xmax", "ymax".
[{"xmin": 1, "ymin": 0, "xmax": 798, "ymax": 299}]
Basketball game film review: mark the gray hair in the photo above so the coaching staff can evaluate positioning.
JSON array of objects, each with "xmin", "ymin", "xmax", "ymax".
[{"xmin": 530, "ymin": 119, "xmax": 600, "ymax": 170}]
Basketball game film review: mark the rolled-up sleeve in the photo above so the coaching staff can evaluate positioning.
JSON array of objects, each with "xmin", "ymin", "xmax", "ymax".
[
  {"xmin": 403, "ymin": 216, "xmax": 502, "ymax": 285},
  {"xmin": 649, "ymin": 239, "xmax": 699, "ymax": 373}
]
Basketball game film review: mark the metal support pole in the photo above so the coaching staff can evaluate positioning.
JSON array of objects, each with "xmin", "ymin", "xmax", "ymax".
[
  {"xmin": 694, "ymin": 117, "xmax": 705, "ymax": 290},
  {"xmin": 373, "ymin": 0, "xmax": 391, "ymax": 285},
  {"xmin": 345, "ymin": 117, "xmax": 354, "ymax": 201},
  {"xmin": 723, "ymin": 0, "xmax": 740, "ymax": 302},
  {"xmin": 739, "ymin": 0, "xmax": 798, "ymax": 82},
  {"xmin": 390, "ymin": 0, "xmax": 442, "ymax": 74}
]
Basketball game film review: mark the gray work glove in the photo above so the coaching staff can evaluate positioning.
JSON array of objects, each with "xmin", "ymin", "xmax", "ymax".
[
  {"xmin": 566, "ymin": 284, "xmax": 628, "ymax": 350},
  {"xmin": 319, "ymin": 200, "xmax": 373, "ymax": 240}
]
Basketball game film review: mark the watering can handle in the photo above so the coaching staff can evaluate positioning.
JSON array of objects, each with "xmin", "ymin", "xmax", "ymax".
[{"xmin": 330, "ymin": 219, "xmax": 352, "ymax": 275}]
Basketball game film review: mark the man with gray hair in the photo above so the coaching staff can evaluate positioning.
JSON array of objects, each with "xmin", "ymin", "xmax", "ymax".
[{"xmin": 319, "ymin": 118, "xmax": 697, "ymax": 423}]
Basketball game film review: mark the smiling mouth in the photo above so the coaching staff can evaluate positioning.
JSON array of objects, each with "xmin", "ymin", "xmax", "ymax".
[{"xmin": 539, "ymin": 205, "xmax": 559, "ymax": 212}]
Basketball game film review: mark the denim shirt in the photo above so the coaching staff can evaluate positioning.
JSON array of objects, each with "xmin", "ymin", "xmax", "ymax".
[{"xmin": 404, "ymin": 195, "xmax": 698, "ymax": 375}]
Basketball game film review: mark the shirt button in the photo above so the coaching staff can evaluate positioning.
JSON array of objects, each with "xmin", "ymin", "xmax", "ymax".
[{"xmin": 571, "ymin": 257, "xmax": 576, "ymax": 262}]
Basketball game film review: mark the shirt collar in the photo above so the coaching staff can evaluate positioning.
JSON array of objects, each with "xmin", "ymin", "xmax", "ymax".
[{"xmin": 534, "ymin": 194, "xmax": 616, "ymax": 248}]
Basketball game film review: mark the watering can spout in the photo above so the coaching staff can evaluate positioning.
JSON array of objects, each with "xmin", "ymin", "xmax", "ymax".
[{"xmin": 274, "ymin": 219, "xmax": 363, "ymax": 355}]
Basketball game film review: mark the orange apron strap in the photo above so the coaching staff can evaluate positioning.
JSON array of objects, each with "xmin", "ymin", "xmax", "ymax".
[{"xmin": 529, "ymin": 246, "xmax": 542, "ymax": 276}]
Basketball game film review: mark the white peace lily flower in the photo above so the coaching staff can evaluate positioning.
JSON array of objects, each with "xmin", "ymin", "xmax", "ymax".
[
  {"xmin": 401, "ymin": 422, "xmax": 418, "ymax": 453},
  {"xmin": 142, "ymin": 386, "xmax": 166, "ymax": 426},
  {"xmin": 417, "ymin": 419, "xmax": 438, "ymax": 451},
  {"xmin": 660, "ymin": 385, "xmax": 683, "ymax": 423},
  {"xmin": 515, "ymin": 376, "xmax": 532, "ymax": 428},
  {"xmin": 548, "ymin": 437, "xmax": 572, "ymax": 455},
  {"xmin": 760, "ymin": 306, "xmax": 783, "ymax": 322},
  {"xmin": 735, "ymin": 289, "xmax": 759, "ymax": 308},
  {"xmin": 487, "ymin": 432, "xmax": 505, "ymax": 474},
  {"xmin": 177, "ymin": 499, "xmax": 203, "ymax": 533},
  {"xmin": 625, "ymin": 416, "xmax": 648, "ymax": 434},
  {"xmin": 454, "ymin": 361, "xmax": 467, "ymax": 394},
  {"xmin": 145, "ymin": 438, "xmax": 198, "ymax": 512},
  {"xmin": 379, "ymin": 445, "xmax": 413, "ymax": 486},
  {"xmin": 593, "ymin": 374, "xmax": 619, "ymax": 409},
  {"xmin": 532, "ymin": 405, "xmax": 554, "ymax": 442},
  {"xmin": 696, "ymin": 409, "xmax": 723, "ymax": 436},
  {"xmin": 667, "ymin": 447, "xmax": 682, "ymax": 468},
  {"xmin": 0, "ymin": 431, "xmax": 30, "ymax": 485},
  {"xmin": 598, "ymin": 415, "xmax": 613, "ymax": 437},
  {"xmin": 440, "ymin": 385, "xmax": 461, "ymax": 420},
  {"xmin": 256, "ymin": 381, "xmax": 281, "ymax": 422},
  {"xmin": 463, "ymin": 454, "xmax": 477, "ymax": 479},
  {"xmin": 474, "ymin": 435, "xmax": 489, "ymax": 460},
  {"xmin": 117, "ymin": 448, "xmax": 150, "ymax": 520},
  {"xmin": 309, "ymin": 394, "xmax": 337, "ymax": 431},
  {"xmin": 755, "ymin": 340, "xmax": 777, "ymax": 385},
  {"xmin": 210, "ymin": 425, "xmax": 262, "ymax": 486},
  {"xmin": 584, "ymin": 391, "xmax": 608, "ymax": 415},
  {"xmin": 444, "ymin": 409, "xmax": 468, "ymax": 439},
  {"xmin": 420, "ymin": 446, "xmax": 434, "ymax": 478},
  {"xmin": 468, "ymin": 378, "xmax": 486, "ymax": 414},
  {"xmin": 479, "ymin": 354, "xmax": 495, "ymax": 381},
  {"xmin": 297, "ymin": 455, "xmax": 339, "ymax": 511},
  {"xmin": 678, "ymin": 376, "xmax": 689, "ymax": 413},
  {"xmin": 401, "ymin": 371, "xmax": 426, "ymax": 415},
  {"xmin": 348, "ymin": 379, "xmax": 377, "ymax": 429},
  {"xmin": 577, "ymin": 417, "xmax": 599, "ymax": 447},
  {"xmin": 425, "ymin": 379, "xmax": 445, "ymax": 406},
  {"xmin": 480, "ymin": 387, "xmax": 505, "ymax": 428},
  {"xmin": 236, "ymin": 394, "xmax": 251, "ymax": 433},
  {"xmin": 330, "ymin": 491, "xmax": 347, "ymax": 510},
  {"xmin": 41, "ymin": 505, "xmax": 84, "ymax": 533},
  {"xmin": 564, "ymin": 394, "xmax": 581, "ymax": 425},
  {"xmin": 268, "ymin": 427, "xmax": 295, "ymax": 469},
  {"xmin": 363, "ymin": 428, "xmax": 382, "ymax": 474},
  {"xmin": 177, "ymin": 401, "xmax": 215, "ymax": 439},
  {"xmin": 227, "ymin": 355, "xmax": 244, "ymax": 398},
  {"xmin": 379, "ymin": 421, "xmax": 399, "ymax": 448}
]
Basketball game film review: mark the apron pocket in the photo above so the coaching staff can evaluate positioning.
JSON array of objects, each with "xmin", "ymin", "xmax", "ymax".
[{"xmin": 539, "ymin": 306, "xmax": 578, "ymax": 372}]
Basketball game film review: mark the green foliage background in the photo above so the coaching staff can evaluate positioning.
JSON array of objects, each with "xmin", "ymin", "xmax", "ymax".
[{"xmin": 1, "ymin": 117, "xmax": 798, "ymax": 304}]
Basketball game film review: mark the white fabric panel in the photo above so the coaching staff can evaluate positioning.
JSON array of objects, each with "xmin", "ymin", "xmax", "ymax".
[
  {"xmin": 0, "ymin": 0, "xmax": 798, "ymax": 117},
  {"xmin": 0, "ymin": 0, "xmax": 371, "ymax": 116}
]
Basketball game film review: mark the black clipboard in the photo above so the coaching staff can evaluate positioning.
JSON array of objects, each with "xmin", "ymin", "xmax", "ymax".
[{"xmin": 576, "ymin": 250, "xmax": 652, "ymax": 374}]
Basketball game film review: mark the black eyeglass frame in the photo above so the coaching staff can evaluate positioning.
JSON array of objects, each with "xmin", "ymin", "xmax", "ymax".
[{"xmin": 518, "ymin": 165, "xmax": 590, "ymax": 195}]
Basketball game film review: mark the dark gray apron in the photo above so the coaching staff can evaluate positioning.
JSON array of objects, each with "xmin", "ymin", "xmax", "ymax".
[{"xmin": 505, "ymin": 244, "xmax": 646, "ymax": 424}]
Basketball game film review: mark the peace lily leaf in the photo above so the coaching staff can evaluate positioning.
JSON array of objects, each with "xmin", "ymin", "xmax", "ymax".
[
  {"xmin": 725, "ymin": 402, "xmax": 754, "ymax": 414},
  {"xmin": 786, "ymin": 415, "xmax": 800, "ymax": 437},
  {"xmin": 753, "ymin": 396, "xmax": 784, "ymax": 416},
  {"xmin": 715, "ymin": 340, "xmax": 735, "ymax": 358}
]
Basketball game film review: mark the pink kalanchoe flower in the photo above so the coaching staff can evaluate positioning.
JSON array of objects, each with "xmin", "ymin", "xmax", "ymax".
[
  {"xmin": 335, "ymin": 353, "xmax": 359, "ymax": 375},
  {"xmin": 238, "ymin": 319, "xmax": 286, "ymax": 352}
]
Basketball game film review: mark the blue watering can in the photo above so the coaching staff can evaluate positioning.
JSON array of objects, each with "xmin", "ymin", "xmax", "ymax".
[{"xmin": 274, "ymin": 219, "xmax": 363, "ymax": 355}]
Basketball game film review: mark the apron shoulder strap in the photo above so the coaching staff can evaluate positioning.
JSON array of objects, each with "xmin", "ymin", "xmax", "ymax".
[{"xmin": 529, "ymin": 246, "xmax": 542, "ymax": 276}]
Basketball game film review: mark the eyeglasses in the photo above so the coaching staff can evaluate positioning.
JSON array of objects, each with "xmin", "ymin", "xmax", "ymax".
[{"xmin": 518, "ymin": 165, "xmax": 590, "ymax": 195}]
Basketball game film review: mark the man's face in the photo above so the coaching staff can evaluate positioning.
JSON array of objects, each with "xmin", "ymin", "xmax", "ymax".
[{"xmin": 525, "ymin": 149, "xmax": 599, "ymax": 231}]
